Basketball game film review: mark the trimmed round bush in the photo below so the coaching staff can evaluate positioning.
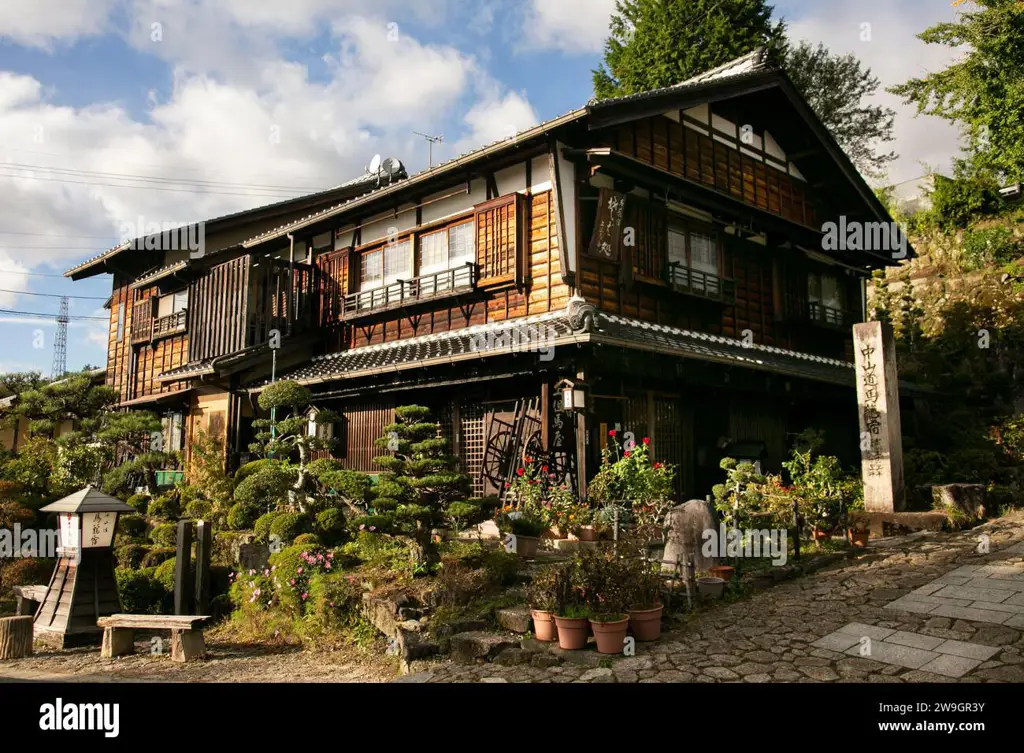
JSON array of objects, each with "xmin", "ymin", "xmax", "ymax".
[
  {"xmin": 269, "ymin": 512, "xmax": 312, "ymax": 544},
  {"xmin": 234, "ymin": 466, "xmax": 295, "ymax": 510},
  {"xmin": 184, "ymin": 499, "xmax": 213, "ymax": 520},
  {"xmin": 119, "ymin": 514, "xmax": 149, "ymax": 540},
  {"xmin": 126, "ymin": 493, "xmax": 150, "ymax": 515},
  {"xmin": 315, "ymin": 508, "xmax": 345, "ymax": 536},
  {"xmin": 141, "ymin": 547, "xmax": 175, "ymax": 568},
  {"xmin": 154, "ymin": 557, "xmax": 177, "ymax": 592},
  {"xmin": 293, "ymin": 533, "xmax": 322, "ymax": 546},
  {"xmin": 115, "ymin": 543, "xmax": 149, "ymax": 570},
  {"xmin": 227, "ymin": 501, "xmax": 260, "ymax": 531},
  {"xmin": 235, "ymin": 458, "xmax": 288, "ymax": 484},
  {"xmin": 307, "ymin": 571, "xmax": 363, "ymax": 628},
  {"xmin": 253, "ymin": 511, "xmax": 283, "ymax": 542},
  {"xmin": 148, "ymin": 494, "xmax": 181, "ymax": 520},
  {"xmin": 115, "ymin": 568, "xmax": 166, "ymax": 614},
  {"xmin": 149, "ymin": 522, "xmax": 177, "ymax": 548}
]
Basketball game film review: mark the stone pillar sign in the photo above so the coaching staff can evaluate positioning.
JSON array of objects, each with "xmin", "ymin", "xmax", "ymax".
[{"xmin": 853, "ymin": 321, "xmax": 905, "ymax": 512}]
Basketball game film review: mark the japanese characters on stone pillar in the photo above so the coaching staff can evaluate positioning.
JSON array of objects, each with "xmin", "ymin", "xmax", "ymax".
[{"xmin": 853, "ymin": 321, "xmax": 905, "ymax": 512}]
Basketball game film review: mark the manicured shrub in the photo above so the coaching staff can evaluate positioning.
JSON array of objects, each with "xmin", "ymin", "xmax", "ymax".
[
  {"xmin": 341, "ymin": 531, "xmax": 410, "ymax": 573},
  {"xmin": 253, "ymin": 511, "xmax": 283, "ymax": 542},
  {"xmin": 235, "ymin": 458, "xmax": 288, "ymax": 484},
  {"xmin": 314, "ymin": 508, "xmax": 348, "ymax": 545},
  {"xmin": 293, "ymin": 533, "xmax": 321, "ymax": 546},
  {"xmin": 149, "ymin": 522, "xmax": 178, "ymax": 548},
  {"xmin": 115, "ymin": 568, "xmax": 167, "ymax": 614},
  {"xmin": 148, "ymin": 493, "xmax": 181, "ymax": 521},
  {"xmin": 227, "ymin": 501, "xmax": 260, "ymax": 531},
  {"xmin": 306, "ymin": 571, "xmax": 363, "ymax": 629},
  {"xmin": 234, "ymin": 466, "xmax": 295, "ymax": 511},
  {"xmin": 118, "ymin": 514, "xmax": 149, "ymax": 540},
  {"xmin": 154, "ymin": 557, "xmax": 177, "ymax": 592},
  {"xmin": 268, "ymin": 512, "xmax": 312, "ymax": 544},
  {"xmin": 126, "ymin": 493, "xmax": 150, "ymax": 515},
  {"xmin": 141, "ymin": 547, "xmax": 175, "ymax": 568},
  {"xmin": 183, "ymin": 499, "xmax": 213, "ymax": 520},
  {"xmin": 114, "ymin": 543, "xmax": 149, "ymax": 570}
]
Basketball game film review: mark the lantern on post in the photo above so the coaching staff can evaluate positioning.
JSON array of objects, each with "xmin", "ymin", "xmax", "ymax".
[
  {"xmin": 555, "ymin": 378, "xmax": 588, "ymax": 413},
  {"xmin": 34, "ymin": 486, "xmax": 135, "ymax": 648}
]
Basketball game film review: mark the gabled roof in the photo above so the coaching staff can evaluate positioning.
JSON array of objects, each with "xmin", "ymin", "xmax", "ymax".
[{"xmin": 40, "ymin": 486, "xmax": 135, "ymax": 514}]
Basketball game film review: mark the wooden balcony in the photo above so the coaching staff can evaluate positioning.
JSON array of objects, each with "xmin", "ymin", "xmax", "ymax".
[
  {"xmin": 131, "ymin": 300, "xmax": 186, "ymax": 344},
  {"xmin": 808, "ymin": 302, "xmax": 857, "ymax": 330},
  {"xmin": 152, "ymin": 310, "xmax": 187, "ymax": 340},
  {"xmin": 665, "ymin": 263, "xmax": 736, "ymax": 304},
  {"xmin": 339, "ymin": 263, "xmax": 478, "ymax": 320}
]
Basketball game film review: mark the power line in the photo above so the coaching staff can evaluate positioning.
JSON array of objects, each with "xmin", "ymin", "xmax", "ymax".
[
  {"xmin": 0, "ymin": 288, "xmax": 107, "ymax": 300},
  {"xmin": 0, "ymin": 269, "xmax": 79, "ymax": 279},
  {"xmin": 0, "ymin": 170, "xmax": 307, "ymax": 199},
  {"xmin": 0, "ymin": 230, "xmax": 120, "ymax": 240},
  {"xmin": 0, "ymin": 308, "xmax": 107, "ymax": 321}
]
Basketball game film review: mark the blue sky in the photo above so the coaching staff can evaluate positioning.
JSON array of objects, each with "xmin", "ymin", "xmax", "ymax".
[{"xmin": 0, "ymin": 0, "xmax": 962, "ymax": 375}]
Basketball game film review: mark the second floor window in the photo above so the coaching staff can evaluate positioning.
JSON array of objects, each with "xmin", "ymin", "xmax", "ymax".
[
  {"xmin": 667, "ymin": 222, "xmax": 722, "ymax": 296},
  {"xmin": 419, "ymin": 220, "xmax": 475, "ymax": 294},
  {"xmin": 360, "ymin": 248, "xmax": 383, "ymax": 289},
  {"xmin": 157, "ymin": 290, "xmax": 188, "ymax": 318},
  {"xmin": 808, "ymin": 271, "xmax": 845, "ymax": 312}
]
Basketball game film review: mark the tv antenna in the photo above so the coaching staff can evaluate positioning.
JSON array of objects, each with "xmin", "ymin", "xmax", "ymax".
[
  {"xmin": 413, "ymin": 131, "xmax": 444, "ymax": 168},
  {"xmin": 367, "ymin": 154, "xmax": 382, "ymax": 185}
]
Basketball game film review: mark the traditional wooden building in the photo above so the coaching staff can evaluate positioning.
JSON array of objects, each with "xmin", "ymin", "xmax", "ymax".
[{"xmin": 70, "ymin": 50, "xmax": 906, "ymax": 500}]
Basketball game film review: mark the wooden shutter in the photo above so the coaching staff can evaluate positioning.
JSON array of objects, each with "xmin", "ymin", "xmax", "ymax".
[
  {"xmin": 625, "ymin": 196, "xmax": 666, "ymax": 281},
  {"xmin": 475, "ymin": 193, "xmax": 522, "ymax": 287}
]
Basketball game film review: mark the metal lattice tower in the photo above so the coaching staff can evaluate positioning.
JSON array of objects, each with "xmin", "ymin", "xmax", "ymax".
[{"xmin": 51, "ymin": 295, "xmax": 69, "ymax": 379}]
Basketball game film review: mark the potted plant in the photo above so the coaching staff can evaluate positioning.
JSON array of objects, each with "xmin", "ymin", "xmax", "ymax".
[
  {"xmin": 696, "ymin": 574, "xmax": 725, "ymax": 598},
  {"xmin": 625, "ymin": 557, "xmax": 664, "ymax": 642},
  {"xmin": 848, "ymin": 518, "xmax": 870, "ymax": 547},
  {"xmin": 526, "ymin": 566, "xmax": 560, "ymax": 642},
  {"xmin": 580, "ymin": 550, "xmax": 631, "ymax": 654},
  {"xmin": 551, "ymin": 561, "xmax": 589, "ymax": 650},
  {"xmin": 708, "ymin": 564, "xmax": 735, "ymax": 582},
  {"xmin": 507, "ymin": 515, "xmax": 546, "ymax": 557}
]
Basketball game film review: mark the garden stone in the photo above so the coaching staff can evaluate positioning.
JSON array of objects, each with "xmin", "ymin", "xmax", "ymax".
[
  {"xmin": 932, "ymin": 484, "xmax": 986, "ymax": 521},
  {"xmin": 237, "ymin": 541, "xmax": 271, "ymax": 572},
  {"xmin": 580, "ymin": 668, "xmax": 616, "ymax": 683},
  {"xmin": 548, "ymin": 646, "xmax": 602, "ymax": 667},
  {"xmin": 520, "ymin": 638, "xmax": 546, "ymax": 652},
  {"xmin": 662, "ymin": 499, "xmax": 719, "ymax": 574},
  {"xmin": 531, "ymin": 653, "xmax": 562, "ymax": 669},
  {"xmin": 495, "ymin": 607, "xmax": 532, "ymax": 633},
  {"xmin": 450, "ymin": 632, "xmax": 517, "ymax": 664},
  {"xmin": 494, "ymin": 648, "xmax": 532, "ymax": 666}
]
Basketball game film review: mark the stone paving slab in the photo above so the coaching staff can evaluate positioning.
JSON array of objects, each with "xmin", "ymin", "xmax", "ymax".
[
  {"xmin": 886, "ymin": 631, "xmax": 945, "ymax": 651},
  {"xmin": 931, "ymin": 585, "xmax": 1013, "ymax": 603},
  {"xmin": 929, "ymin": 604, "xmax": 1013, "ymax": 624},
  {"xmin": 919, "ymin": 654, "xmax": 982, "ymax": 678}
]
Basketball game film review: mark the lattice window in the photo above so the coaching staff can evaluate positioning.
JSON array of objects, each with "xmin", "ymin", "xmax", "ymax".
[{"xmin": 460, "ymin": 403, "xmax": 486, "ymax": 497}]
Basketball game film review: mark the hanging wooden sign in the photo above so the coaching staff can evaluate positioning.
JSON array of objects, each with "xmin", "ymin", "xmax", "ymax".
[{"xmin": 587, "ymin": 187, "xmax": 627, "ymax": 261}]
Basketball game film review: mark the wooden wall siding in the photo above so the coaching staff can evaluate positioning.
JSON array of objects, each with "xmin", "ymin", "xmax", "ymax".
[
  {"xmin": 724, "ymin": 239, "xmax": 777, "ymax": 346},
  {"xmin": 333, "ymin": 190, "xmax": 569, "ymax": 350},
  {"xmin": 189, "ymin": 256, "xmax": 250, "ymax": 362},
  {"xmin": 475, "ymin": 194, "xmax": 519, "ymax": 283},
  {"xmin": 626, "ymin": 198, "xmax": 667, "ymax": 280},
  {"xmin": 105, "ymin": 276, "xmax": 189, "ymax": 403},
  {"xmin": 601, "ymin": 116, "xmax": 820, "ymax": 230},
  {"xmin": 621, "ymin": 392, "xmax": 689, "ymax": 498},
  {"xmin": 339, "ymin": 402, "xmax": 394, "ymax": 472}
]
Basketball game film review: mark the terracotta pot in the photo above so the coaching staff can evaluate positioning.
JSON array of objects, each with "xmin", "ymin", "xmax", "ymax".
[
  {"xmin": 848, "ymin": 529, "xmax": 869, "ymax": 548},
  {"xmin": 628, "ymin": 604, "xmax": 664, "ymax": 642},
  {"xmin": 531, "ymin": 610, "xmax": 558, "ymax": 642},
  {"xmin": 590, "ymin": 616, "xmax": 630, "ymax": 654},
  {"xmin": 811, "ymin": 527, "xmax": 832, "ymax": 542},
  {"xmin": 544, "ymin": 526, "xmax": 567, "ymax": 540},
  {"xmin": 515, "ymin": 535, "xmax": 540, "ymax": 558},
  {"xmin": 697, "ymin": 576, "xmax": 725, "ymax": 598},
  {"xmin": 709, "ymin": 565, "xmax": 735, "ymax": 582},
  {"xmin": 553, "ymin": 615, "xmax": 589, "ymax": 650},
  {"xmin": 571, "ymin": 526, "xmax": 598, "ymax": 542}
]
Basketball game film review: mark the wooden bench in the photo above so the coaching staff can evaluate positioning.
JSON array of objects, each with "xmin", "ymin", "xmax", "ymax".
[
  {"xmin": 12, "ymin": 585, "xmax": 47, "ymax": 617},
  {"xmin": 97, "ymin": 614, "xmax": 211, "ymax": 663}
]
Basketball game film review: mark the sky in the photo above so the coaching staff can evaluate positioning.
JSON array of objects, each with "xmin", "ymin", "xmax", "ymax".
[{"xmin": 0, "ymin": 0, "xmax": 965, "ymax": 375}]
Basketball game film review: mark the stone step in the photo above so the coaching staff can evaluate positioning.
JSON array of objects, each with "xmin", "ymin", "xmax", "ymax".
[{"xmin": 449, "ymin": 631, "xmax": 518, "ymax": 664}]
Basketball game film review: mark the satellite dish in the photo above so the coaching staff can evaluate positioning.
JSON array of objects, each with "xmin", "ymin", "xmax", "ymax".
[
  {"xmin": 368, "ymin": 154, "xmax": 382, "ymax": 174},
  {"xmin": 381, "ymin": 157, "xmax": 404, "ymax": 177}
]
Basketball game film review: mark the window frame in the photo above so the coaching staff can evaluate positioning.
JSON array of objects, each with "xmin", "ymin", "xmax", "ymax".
[{"xmin": 665, "ymin": 216, "xmax": 722, "ymax": 277}]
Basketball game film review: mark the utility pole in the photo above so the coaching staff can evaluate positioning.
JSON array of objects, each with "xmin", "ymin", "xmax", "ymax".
[
  {"xmin": 51, "ymin": 296, "xmax": 68, "ymax": 379},
  {"xmin": 413, "ymin": 131, "xmax": 444, "ymax": 169}
]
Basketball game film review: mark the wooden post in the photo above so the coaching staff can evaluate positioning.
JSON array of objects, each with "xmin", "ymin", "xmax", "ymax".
[
  {"xmin": 174, "ymin": 520, "xmax": 194, "ymax": 616},
  {"xmin": 194, "ymin": 521, "xmax": 212, "ymax": 615},
  {"xmin": 0, "ymin": 616, "xmax": 33, "ymax": 659}
]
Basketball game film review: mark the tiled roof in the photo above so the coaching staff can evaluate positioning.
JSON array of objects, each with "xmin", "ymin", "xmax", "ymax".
[
  {"xmin": 129, "ymin": 261, "xmax": 190, "ymax": 290},
  {"xmin": 158, "ymin": 360, "xmax": 215, "ymax": 382},
  {"xmin": 257, "ymin": 299, "xmax": 854, "ymax": 390}
]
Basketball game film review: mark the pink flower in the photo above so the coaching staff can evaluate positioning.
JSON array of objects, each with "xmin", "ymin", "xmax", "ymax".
[
  {"xmin": 329, "ymin": 602, "xmax": 335, "ymax": 608},
  {"xmin": 301, "ymin": 593, "xmax": 308, "ymax": 600},
  {"xmin": 325, "ymin": 562, "xmax": 332, "ymax": 569},
  {"xmin": 301, "ymin": 552, "xmax": 309, "ymax": 558},
  {"xmin": 316, "ymin": 553, "xmax": 324, "ymax": 560},
  {"xmin": 263, "ymin": 569, "xmax": 270, "ymax": 576},
  {"xmin": 369, "ymin": 526, "xmax": 376, "ymax": 531},
  {"xmin": 347, "ymin": 576, "xmax": 357, "ymax": 584},
  {"xmin": 359, "ymin": 524, "xmax": 366, "ymax": 530},
  {"xmin": 248, "ymin": 569, "xmax": 255, "ymax": 576},
  {"xmin": 326, "ymin": 552, "xmax": 333, "ymax": 559},
  {"xmin": 271, "ymin": 565, "xmax": 276, "ymax": 572},
  {"xmin": 297, "ymin": 567, "xmax": 303, "ymax": 574},
  {"xmin": 290, "ymin": 579, "xmax": 296, "ymax": 586}
]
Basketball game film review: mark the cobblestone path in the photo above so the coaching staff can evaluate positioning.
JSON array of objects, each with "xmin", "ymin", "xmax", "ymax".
[{"xmin": 409, "ymin": 513, "xmax": 1024, "ymax": 683}]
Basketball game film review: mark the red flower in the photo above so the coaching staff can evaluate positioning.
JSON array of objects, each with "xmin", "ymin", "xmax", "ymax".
[
  {"xmin": 608, "ymin": 429, "xmax": 616, "ymax": 437},
  {"xmin": 525, "ymin": 456, "xmax": 533, "ymax": 464},
  {"xmin": 654, "ymin": 462, "xmax": 662, "ymax": 469},
  {"xmin": 504, "ymin": 482, "xmax": 511, "ymax": 488},
  {"xmin": 541, "ymin": 465, "xmax": 549, "ymax": 473},
  {"xmin": 642, "ymin": 437, "xmax": 650, "ymax": 445},
  {"xmin": 516, "ymin": 468, "xmax": 525, "ymax": 476},
  {"xmin": 624, "ymin": 450, "xmax": 632, "ymax": 458}
]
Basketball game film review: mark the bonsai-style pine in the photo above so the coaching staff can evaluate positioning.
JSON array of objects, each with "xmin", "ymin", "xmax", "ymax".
[{"xmin": 361, "ymin": 405, "xmax": 472, "ymax": 569}]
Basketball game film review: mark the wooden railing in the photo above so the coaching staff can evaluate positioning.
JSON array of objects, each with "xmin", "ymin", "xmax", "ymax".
[
  {"xmin": 340, "ymin": 263, "xmax": 478, "ymax": 319},
  {"xmin": 666, "ymin": 263, "xmax": 736, "ymax": 303},
  {"xmin": 808, "ymin": 302, "xmax": 855, "ymax": 329},
  {"xmin": 152, "ymin": 310, "xmax": 187, "ymax": 340}
]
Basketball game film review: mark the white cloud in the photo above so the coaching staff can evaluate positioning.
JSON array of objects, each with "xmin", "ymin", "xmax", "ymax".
[
  {"xmin": 450, "ymin": 88, "xmax": 540, "ymax": 157},
  {"xmin": 0, "ymin": 0, "xmax": 116, "ymax": 49},
  {"xmin": 786, "ymin": 0, "xmax": 964, "ymax": 185},
  {"xmin": 518, "ymin": 0, "xmax": 617, "ymax": 54}
]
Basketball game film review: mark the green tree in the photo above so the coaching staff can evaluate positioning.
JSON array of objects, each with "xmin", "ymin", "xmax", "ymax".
[
  {"xmin": 10, "ymin": 371, "xmax": 117, "ymax": 437},
  {"xmin": 360, "ymin": 405, "xmax": 471, "ymax": 569},
  {"xmin": 592, "ymin": 0, "xmax": 787, "ymax": 99},
  {"xmin": 888, "ymin": 0, "xmax": 1024, "ymax": 182},
  {"xmin": 785, "ymin": 41, "xmax": 897, "ymax": 179},
  {"xmin": 249, "ymin": 380, "xmax": 336, "ymax": 509}
]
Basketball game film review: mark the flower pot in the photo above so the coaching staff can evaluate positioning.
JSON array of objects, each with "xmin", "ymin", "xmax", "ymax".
[
  {"xmin": 848, "ymin": 529, "xmax": 869, "ymax": 548},
  {"xmin": 531, "ymin": 610, "xmax": 558, "ymax": 642},
  {"xmin": 571, "ymin": 526, "xmax": 598, "ymax": 542},
  {"xmin": 709, "ymin": 565, "xmax": 735, "ymax": 582},
  {"xmin": 628, "ymin": 604, "xmax": 664, "ymax": 642},
  {"xmin": 590, "ymin": 617, "xmax": 630, "ymax": 654},
  {"xmin": 515, "ymin": 535, "xmax": 540, "ymax": 558},
  {"xmin": 545, "ymin": 526, "xmax": 567, "ymax": 540},
  {"xmin": 697, "ymin": 576, "xmax": 725, "ymax": 598},
  {"xmin": 811, "ymin": 527, "xmax": 832, "ymax": 542},
  {"xmin": 553, "ymin": 616, "xmax": 589, "ymax": 650}
]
